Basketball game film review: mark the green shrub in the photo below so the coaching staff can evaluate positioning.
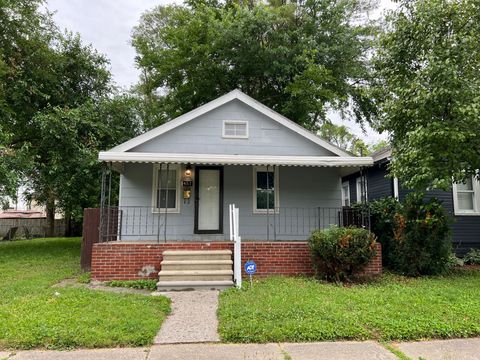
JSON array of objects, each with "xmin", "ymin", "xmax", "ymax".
[
  {"xmin": 367, "ymin": 193, "xmax": 451, "ymax": 276},
  {"xmin": 447, "ymin": 253, "xmax": 464, "ymax": 268},
  {"xmin": 390, "ymin": 193, "xmax": 451, "ymax": 276},
  {"xmin": 464, "ymin": 249, "xmax": 480, "ymax": 265},
  {"xmin": 354, "ymin": 197, "xmax": 401, "ymax": 268},
  {"xmin": 308, "ymin": 226, "xmax": 377, "ymax": 282},
  {"xmin": 106, "ymin": 279, "xmax": 157, "ymax": 291}
]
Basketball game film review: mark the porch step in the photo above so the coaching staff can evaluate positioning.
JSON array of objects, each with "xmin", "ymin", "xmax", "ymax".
[
  {"xmin": 161, "ymin": 260, "xmax": 233, "ymax": 271},
  {"xmin": 158, "ymin": 270, "xmax": 233, "ymax": 281},
  {"xmin": 162, "ymin": 250, "xmax": 232, "ymax": 261},
  {"xmin": 158, "ymin": 250, "xmax": 234, "ymax": 290},
  {"xmin": 156, "ymin": 280, "xmax": 234, "ymax": 291}
]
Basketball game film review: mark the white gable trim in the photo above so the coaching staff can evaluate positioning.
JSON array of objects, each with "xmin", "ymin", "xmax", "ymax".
[{"xmin": 108, "ymin": 89, "xmax": 350, "ymax": 157}]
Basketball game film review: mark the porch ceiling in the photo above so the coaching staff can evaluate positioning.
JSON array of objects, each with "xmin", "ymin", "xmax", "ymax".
[{"xmin": 99, "ymin": 151, "xmax": 372, "ymax": 172}]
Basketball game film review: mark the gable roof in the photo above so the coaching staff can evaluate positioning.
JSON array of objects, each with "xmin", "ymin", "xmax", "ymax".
[
  {"xmin": 108, "ymin": 89, "xmax": 350, "ymax": 157},
  {"xmin": 371, "ymin": 146, "xmax": 392, "ymax": 163}
]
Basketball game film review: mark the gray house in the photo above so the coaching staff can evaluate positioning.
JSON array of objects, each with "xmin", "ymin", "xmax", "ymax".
[
  {"xmin": 92, "ymin": 90, "xmax": 380, "ymax": 288},
  {"xmin": 98, "ymin": 90, "xmax": 373, "ymax": 242},
  {"xmin": 342, "ymin": 147, "xmax": 480, "ymax": 255}
]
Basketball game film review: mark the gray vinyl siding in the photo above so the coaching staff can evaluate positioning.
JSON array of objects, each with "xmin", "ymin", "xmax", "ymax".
[
  {"xmin": 344, "ymin": 163, "xmax": 480, "ymax": 255},
  {"xmin": 119, "ymin": 163, "xmax": 342, "ymax": 241},
  {"xmin": 129, "ymin": 99, "xmax": 336, "ymax": 156}
]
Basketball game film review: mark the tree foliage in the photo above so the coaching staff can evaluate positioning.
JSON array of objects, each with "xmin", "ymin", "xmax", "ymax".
[
  {"xmin": 0, "ymin": 0, "xmax": 140, "ymax": 232},
  {"xmin": 318, "ymin": 122, "xmax": 368, "ymax": 155},
  {"xmin": 372, "ymin": 0, "xmax": 480, "ymax": 190},
  {"xmin": 132, "ymin": 0, "xmax": 377, "ymax": 130}
]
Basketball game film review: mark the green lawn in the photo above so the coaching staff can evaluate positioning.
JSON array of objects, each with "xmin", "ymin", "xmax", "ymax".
[
  {"xmin": 0, "ymin": 237, "xmax": 170, "ymax": 350},
  {"xmin": 218, "ymin": 272, "xmax": 480, "ymax": 343}
]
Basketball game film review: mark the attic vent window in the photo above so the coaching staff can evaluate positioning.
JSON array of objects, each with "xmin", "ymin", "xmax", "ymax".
[{"xmin": 223, "ymin": 121, "xmax": 248, "ymax": 139}]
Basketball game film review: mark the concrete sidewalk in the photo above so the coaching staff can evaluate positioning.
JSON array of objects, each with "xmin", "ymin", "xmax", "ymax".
[{"xmin": 2, "ymin": 338, "xmax": 480, "ymax": 360}]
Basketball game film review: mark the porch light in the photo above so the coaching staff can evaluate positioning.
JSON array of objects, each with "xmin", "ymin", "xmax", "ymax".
[{"xmin": 185, "ymin": 164, "xmax": 192, "ymax": 176}]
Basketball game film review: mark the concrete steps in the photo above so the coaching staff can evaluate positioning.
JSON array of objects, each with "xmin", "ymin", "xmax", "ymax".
[
  {"xmin": 156, "ymin": 280, "xmax": 234, "ymax": 291},
  {"xmin": 161, "ymin": 260, "xmax": 233, "ymax": 271},
  {"xmin": 157, "ymin": 250, "xmax": 233, "ymax": 290}
]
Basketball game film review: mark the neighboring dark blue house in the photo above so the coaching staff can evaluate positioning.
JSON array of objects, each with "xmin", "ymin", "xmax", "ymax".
[{"xmin": 342, "ymin": 147, "xmax": 480, "ymax": 255}]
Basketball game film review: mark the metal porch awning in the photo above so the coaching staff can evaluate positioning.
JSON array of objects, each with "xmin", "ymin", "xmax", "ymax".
[{"xmin": 98, "ymin": 151, "xmax": 373, "ymax": 169}]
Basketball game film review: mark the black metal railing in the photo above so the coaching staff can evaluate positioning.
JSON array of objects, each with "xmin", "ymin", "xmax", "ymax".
[
  {"xmin": 270, "ymin": 206, "xmax": 368, "ymax": 235},
  {"xmin": 99, "ymin": 206, "xmax": 168, "ymax": 242},
  {"xmin": 98, "ymin": 205, "xmax": 369, "ymax": 242},
  {"xmin": 259, "ymin": 206, "xmax": 369, "ymax": 241}
]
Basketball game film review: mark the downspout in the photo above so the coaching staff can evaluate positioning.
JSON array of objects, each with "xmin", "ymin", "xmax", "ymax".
[{"xmin": 157, "ymin": 163, "xmax": 163, "ymax": 244}]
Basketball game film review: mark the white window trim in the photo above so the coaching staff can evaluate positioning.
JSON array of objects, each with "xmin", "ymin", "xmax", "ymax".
[
  {"xmin": 253, "ymin": 166, "xmax": 280, "ymax": 214},
  {"xmin": 356, "ymin": 176, "xmax": 368, "ymax": 202},
  {"xmin": 452, "ymin": 178, "xmax": 480, "ymax": 216},
  {"xmin": 151, "ymin": 163, "xmax": 181, "ymax": 213},
  {"xmin": 341, "ymin": 181, "xmax": 350, "ymax": 207},
  {"xmin": 222, "ymin": 120, "xmax": 249, "ymax": 139}
]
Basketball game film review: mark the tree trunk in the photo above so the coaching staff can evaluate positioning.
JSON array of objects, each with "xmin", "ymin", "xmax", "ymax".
[{"xmin": 46, "ymin": 198, "xmax": 55, "ymax": 237}]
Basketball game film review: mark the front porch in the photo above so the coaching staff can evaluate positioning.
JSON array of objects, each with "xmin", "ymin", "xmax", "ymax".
[
  {"xmin": 90, "ymin": 240, "xmax": 382, "ymax": 281},
  {"xmin": 99, "ymin": 163, "xmax": 370, "ymax": 243},
  {"xmin": 92, "ymin": 160, "xmax": 374, "ymax": 287}
]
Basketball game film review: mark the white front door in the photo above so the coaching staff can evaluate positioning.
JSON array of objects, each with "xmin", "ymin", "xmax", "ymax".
[{"xmin": 195, "ymin": 167, "xmax": 223, "ymax": 233}]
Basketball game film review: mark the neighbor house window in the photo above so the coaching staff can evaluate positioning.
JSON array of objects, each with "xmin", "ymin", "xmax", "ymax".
[
  {"xmin": 223, "ymin": 120, "xmax": 248, "ymax": 139},
  {"xmin": 152, "ymin": 164, "xmax": 180, "ymax": 213},
  {"xmin": 341, "ymin": 181, "xmax": 350, "ymax": 206},
  {"xmin": 453, "ymin": 177, "xmax": 480, "ymax": 215},
  {"xmin": 356, "ymin": 176, "xmax": 368, "ymax": 202},
  {"xmin": 253, "ymin": 166, "xmax": 279, "ymax": 213}
]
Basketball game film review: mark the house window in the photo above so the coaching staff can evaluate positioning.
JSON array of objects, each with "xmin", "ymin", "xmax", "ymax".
[
  {"xmin": 341, "ymin": 181, "xmax": 350, "ymax": 206},
  {"xmin": 223, "ymin": 120, "xmax": 248, "ymax": 139},
  {"xmin": 152, "ymin": 164, "xmax": 180, "ymax": 213},
  {"xmin": 253, "ymin": 166, "xmax": 279, "ymax": 213},
  {"xmin": 453, "ymin": 177, "xmax": 480, "ymax": 215},
  {"xmin": 356, "ymin": 176, "xmax": 368, "ymax": 202}
]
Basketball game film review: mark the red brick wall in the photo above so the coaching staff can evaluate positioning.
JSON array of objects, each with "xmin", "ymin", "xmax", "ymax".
[
  {"xmin": 357, "ymin": 243, "xmax": 382, "ymax": 276},
  {"xmin": 91, "ymin": 241, "xmax": 382, "ymax": 281}
]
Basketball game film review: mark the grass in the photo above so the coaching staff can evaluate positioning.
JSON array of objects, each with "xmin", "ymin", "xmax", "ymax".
[
  {"xmin": 105, "ymin": 279, "xmax": 158, "ymax": 291},
  {"xmin": 0, "ymin": 238, "xmax": 170, "ymax": 350},
  {"xmin": 218, "ymin": 271, "xmax": 480, "ymax": 343}
]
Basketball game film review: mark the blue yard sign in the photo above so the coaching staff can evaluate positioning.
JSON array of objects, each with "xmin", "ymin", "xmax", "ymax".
[{"xmin": 244, "ymin": 260, "xmax": 257, "ymax": 275}]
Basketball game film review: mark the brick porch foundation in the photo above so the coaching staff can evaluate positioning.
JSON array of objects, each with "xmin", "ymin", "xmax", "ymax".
[{"xmin": 91, "ymin": 241, "xmax": 382, "ymax": 281}]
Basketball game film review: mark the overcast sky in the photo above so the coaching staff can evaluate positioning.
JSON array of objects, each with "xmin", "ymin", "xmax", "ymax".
[{"xmin": 46, "ymin": 0, "xmax": 394, "ymax": 144}]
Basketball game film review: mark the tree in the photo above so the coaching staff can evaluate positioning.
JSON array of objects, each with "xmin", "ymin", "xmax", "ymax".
[
  {"xmin": 27, "ymin": 96, "xmax": 141, "ymax": 234},
  {"xmin": 0, "ymin": 0, "xmax": 56, "ymax": 200},
  {"xmin": 132, "ymin": 0, "xmax": 377, "ymax": 130},
  {"xmin": 0, "ymin": 0, "xmax": 140, "ymax": 234},
  {"xmin": 372, "ymin": 0, "xmax": 480, "ymax": 190},
  {"xmin": 317, "ymin": 122, "xmax": 371, "ymax": 156}
]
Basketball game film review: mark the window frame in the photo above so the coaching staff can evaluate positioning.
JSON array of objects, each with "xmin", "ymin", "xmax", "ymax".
[
  {"xmin": 356, "ymin": 176, "xmax": 368, "ymax": 202},
  {"xmin": 252, "ymin": 166, "xmax": 280, "ymax": 214},
  {"xmin": 341, "ymin": 181, "xmax": 350, "ymax": 207},
  {"xmin": 222, "ymin": 120, "xmax": 249, "ymax": 139},
  {"xmin": 452, "ymin": 177, "xmax": 480, "ymax": 215},
  {"xmin": 151, "ymin": 163, "xmax": 181, "ymax": 213}
]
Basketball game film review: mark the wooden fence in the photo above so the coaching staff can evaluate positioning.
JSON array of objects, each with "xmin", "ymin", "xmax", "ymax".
[{"xmin": 81, "ymin": 208, "xmax": 100, "ymax": 271}]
